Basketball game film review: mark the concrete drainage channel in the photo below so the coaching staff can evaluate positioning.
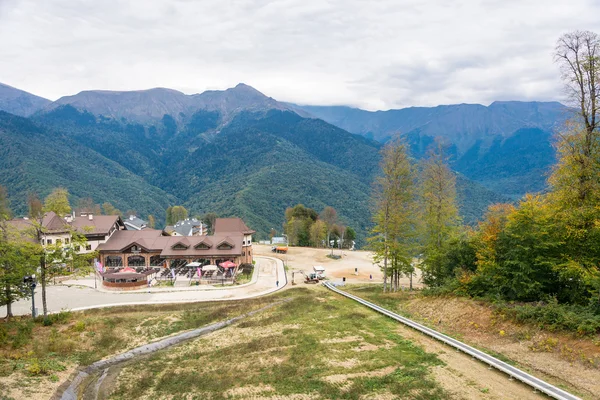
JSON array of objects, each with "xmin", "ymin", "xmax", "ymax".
[
  {"xmin": 323, "ymin": 282, "xmax": 581, "ymax": 400},
  {"xmin": 57, "ymin": 300, "xmax": 289, "ymax": 400}
]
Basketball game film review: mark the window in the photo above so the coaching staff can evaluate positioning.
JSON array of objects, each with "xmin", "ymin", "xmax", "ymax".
[
  {"xmin": 56, "ymin": 239, "xmax": 62, "ymax": 245},
  {"xmin": 195, "ymin": 242, "xmax": 211, "ymax": 250},
  {"xmin": 78, "ymin": 246, "xmax": 82, "ymax": 252},
  {"xmin": 41, "ymin": 239, "xmax": 45, "ymax": 245},
  {"xmin": 86, "ymin": 244, "xmax": 92, "ymax": 251},
  {"xmin": 47, "ymin": 239, "xmax": 52, "ymax": 245},
  {"xmin": 65, "ymin": 238, "xmax": 70, "ymax": 244},
  {"xmin": 172, "ymin": 243, "xmax": 188, "ymax": 250},
  {"xmin": 218, "ymin": 243, "xmax": 233, "ymax": 250}
]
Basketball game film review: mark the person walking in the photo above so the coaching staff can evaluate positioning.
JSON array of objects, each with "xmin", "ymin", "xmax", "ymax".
[
  {"xmin": 276, "ymin": 280, "xmax": 279, "ymax": 287},
  {"xmin": 369, "ymin": 274, "xmax": 372, "ymax": 281}
]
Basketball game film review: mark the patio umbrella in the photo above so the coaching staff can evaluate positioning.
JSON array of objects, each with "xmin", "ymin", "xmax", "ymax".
[
  {"xmin": 120, "ymin": 267, "xmax": 136, "ymax": 273},
  {"xmin": 219, "ymin": 261, "xmax": 237, "ymax": 269}
]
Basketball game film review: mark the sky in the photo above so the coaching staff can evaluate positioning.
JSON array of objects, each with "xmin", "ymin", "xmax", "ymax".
[{"xmin": 1, "ymin": 0, "xmax": 600, "ymax": 110}]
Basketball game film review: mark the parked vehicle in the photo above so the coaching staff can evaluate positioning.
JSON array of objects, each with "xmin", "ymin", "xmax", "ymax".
[
  {"xmin": 304, "ymin": 272, "xmax": 319, "ymax": 284},
  {"xmin": 313, "ymin": 265, "xmax": 326, "ymax": 279},
  {"xmin": 271, "ymin": 246, "xmax": 288, "ymax": 254}
]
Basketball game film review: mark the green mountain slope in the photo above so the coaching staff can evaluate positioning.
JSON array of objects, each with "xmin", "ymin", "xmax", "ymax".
[
  {"xmin": 0, "ymin": 111, "xmax": 177, "ymax": 217},
  {"xmin": 0, "ymin": 81, "xmax": 522, "ymax": 244}
]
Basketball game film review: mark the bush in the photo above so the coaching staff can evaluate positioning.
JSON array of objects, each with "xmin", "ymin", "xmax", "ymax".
[
  {"xmin": 494, "ymin": 298, "xmax": 600, "ymax": 336},
  {"xmin": 48, "ymin": 311, "xmax": 72, "ymax": 325},
  {"xmin": 72, "ymin": 321, "xmax": 86, "ymax": 332},
  {"xmin": 11, "ymin": 321, "xmax": 34, "ymax": 349}
]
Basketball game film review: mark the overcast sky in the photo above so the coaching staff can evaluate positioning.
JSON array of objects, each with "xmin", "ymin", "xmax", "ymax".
[{"xmin": 1, "ymin": 0, "xmax": 599, "ymax": 110}]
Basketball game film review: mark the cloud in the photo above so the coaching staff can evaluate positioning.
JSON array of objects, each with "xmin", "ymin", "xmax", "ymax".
[{"xmin": 1, "ymin": 0, "xmax": 599, "ymax": 110}]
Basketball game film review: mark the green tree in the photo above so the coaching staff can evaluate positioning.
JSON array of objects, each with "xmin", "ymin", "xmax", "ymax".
[
  {"xmin": 369, "ymin": 139, "xmax": 417, "ymax": 292},
  {"xmin": 43, "ymin": 188, "xmax": 71, "ymax": 217},
  {"xmin": 147, "ymin": 215, "xmax": 156, "ymax": 229},
  {"xmin": 202, "ymin": 212, "xmax": 218, "ymax": 234},
  {"xmin": 345, "ymin": 227, "xmax": 356, "ymax": 248},
  {"xmin": 102, "ymin": 202, "xmax": 122, "ymax": 216},
  {"xmin": 169, "ymin": 206, "xmax": 188, "ymax": 224},
  {"xmin": 0, "ymin": 187, "xmax": 39, "ymax": 319},
  {"xmin": 551, "ymin": 31, "xmax": 600, "ymax": 303},
  {"xmin": 0, "ymin": 235, "xmax": 39, "ymax": 319},
  {"xmin": 320, "ymin": 206, "xmax": 338, "ymax": 253},
  {"xmin": 166, "ymin": 206, "xmax": 173, "ymax": 225},
  {"xmin": 284, "ymin": 205, "xmax": 318, "ymax": 247},
  {"xmin": 419, "ymin": 144, "xmax": 461, "ymax": 286},
  {"xmin": 309, "ymin": 220, "xmax": 327, "ymax": 247}
]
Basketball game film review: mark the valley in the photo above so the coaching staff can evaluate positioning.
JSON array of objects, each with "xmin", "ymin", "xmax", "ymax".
[{"xmin": 0, "ymin": 82, "xmax": 555, "ymax": 242}]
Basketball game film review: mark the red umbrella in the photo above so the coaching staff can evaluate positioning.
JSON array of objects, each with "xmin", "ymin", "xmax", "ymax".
[
  {"xmin": 120, "ymin": 267, "xmax": 137, "ymax": 273},
  {"xmin": 219, "ymin": 261, "xmax": 237, "ymax": 269}
]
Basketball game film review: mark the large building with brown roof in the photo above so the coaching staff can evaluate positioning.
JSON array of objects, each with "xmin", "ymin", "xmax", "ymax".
[
  {"xmin": 97, "ymin": 217, "xmax": 254, "ymax": 270},
  {"xmin": 8, "ymin": 212, "xmax": 125, "ymax": 253}
]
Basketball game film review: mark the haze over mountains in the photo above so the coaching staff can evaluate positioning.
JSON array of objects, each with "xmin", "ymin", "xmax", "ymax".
[{"xmin": 0, "ymin": 82, "xmax": 568, "ymax": 242}]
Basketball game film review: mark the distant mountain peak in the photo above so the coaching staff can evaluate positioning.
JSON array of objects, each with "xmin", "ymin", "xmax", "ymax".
[
  {"xmin": 0, "ymin": 82, "xmax": 51, "ymax": 117},
  {"xmin": 39, "ymin": 83, "xmax": 292, "ymax": 124}
]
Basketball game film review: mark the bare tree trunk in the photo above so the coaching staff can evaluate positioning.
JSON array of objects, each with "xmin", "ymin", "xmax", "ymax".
[
  {"xmin": 4, "ymin": 285, "xmax": 12, "ymax": 320},
  {"xmin": 409, "ymin": 272, "xmax": 413, "ymax": 291},
  {"xmin": 383, "ymin": 238, "xmax": 388, "ymax": 293}
]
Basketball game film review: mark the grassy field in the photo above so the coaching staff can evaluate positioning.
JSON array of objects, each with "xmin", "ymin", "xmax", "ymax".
[
  {"xmin": 105, "ymin": 287, "xmax": 448, "ymax": 400},
  {"xmin": 0, "ymin": 294, "xmax": 294, "ymax": 399}
]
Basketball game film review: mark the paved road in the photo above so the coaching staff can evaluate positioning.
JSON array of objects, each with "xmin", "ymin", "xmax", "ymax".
[{"xmin": 0, "ymin": 256, "xmax": 285, "ymax": 316}]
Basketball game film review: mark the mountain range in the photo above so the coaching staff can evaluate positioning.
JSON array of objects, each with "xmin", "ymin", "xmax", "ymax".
[{"xmin": 0, "ymin": 82, "xmax": 567, "ymax": 243}]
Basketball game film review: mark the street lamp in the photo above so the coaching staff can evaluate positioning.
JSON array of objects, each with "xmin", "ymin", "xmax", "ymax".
[{"xmin": 23, "ymin": 275, "xmax": 37, "ymax": 319}]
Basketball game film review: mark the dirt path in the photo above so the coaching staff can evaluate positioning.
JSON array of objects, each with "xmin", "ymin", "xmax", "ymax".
[{"xmin": 393, "ymin": 324, "xmax": 543, "ymax": 399}]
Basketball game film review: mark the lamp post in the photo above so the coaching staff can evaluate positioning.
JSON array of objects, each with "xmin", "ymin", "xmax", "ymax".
[{"xmin": 23, "ymin": 275, "xmax": 37, "ymax": 319}]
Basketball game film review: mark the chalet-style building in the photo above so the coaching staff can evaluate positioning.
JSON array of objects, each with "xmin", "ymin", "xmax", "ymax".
[
  {"xmin": 8, "ymin": 212, "xmax": 125, "ymax": 253},
  {"xmin": 97, "ymin": 217, "xmax": 255, "ymax": 269}
]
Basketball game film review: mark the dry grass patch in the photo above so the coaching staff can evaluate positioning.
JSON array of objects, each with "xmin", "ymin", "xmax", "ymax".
[{"xmin": 107, "ymin": 287, "xmax": 448, "ymax": 400}]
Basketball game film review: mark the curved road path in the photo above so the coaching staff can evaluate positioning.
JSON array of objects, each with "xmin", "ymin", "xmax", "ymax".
[{"xmin": 0, "ymin": 256, "xmax": 285, "ymax": 316}]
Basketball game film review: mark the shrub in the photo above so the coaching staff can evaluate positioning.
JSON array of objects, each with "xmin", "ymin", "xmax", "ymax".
[
  {"xmin": 493, "ymin": 298, "xmax": 600, "ymax": 336},
  {"xmin": 72, "ymin": 321, "xmax": 86, "ymax": 332},
  {"xmin": 11, "ymin": 321, "xmax": 34, "ymax": 349}
]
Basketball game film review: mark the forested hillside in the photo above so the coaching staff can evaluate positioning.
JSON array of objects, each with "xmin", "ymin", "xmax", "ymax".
[
  {"xmin": 0, "ymin": 111, "xmax": 177, "ymax": 217},
  {"xmin": 296, "ymin": 101, "xmax": 568, "ymax": 198},
  {"xmin": 0, "ymin": 82, "xmax": 546, "ymax": 243}
]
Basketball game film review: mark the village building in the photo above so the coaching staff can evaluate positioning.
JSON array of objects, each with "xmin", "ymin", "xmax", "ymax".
[
  {"xmin": 164, "ymin": 218, "xmax": 207, "ymax": 236},
  {"xmin": 8, "ymin": 211, "xmax": 125, "ymax": 253},
  {"xmin": 97, "ymin": 217, "xmax": 255, "ymax": 270},
  {"xmin": 123, "ymin": 215, "xmax": 147, "ymax": 230}
]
